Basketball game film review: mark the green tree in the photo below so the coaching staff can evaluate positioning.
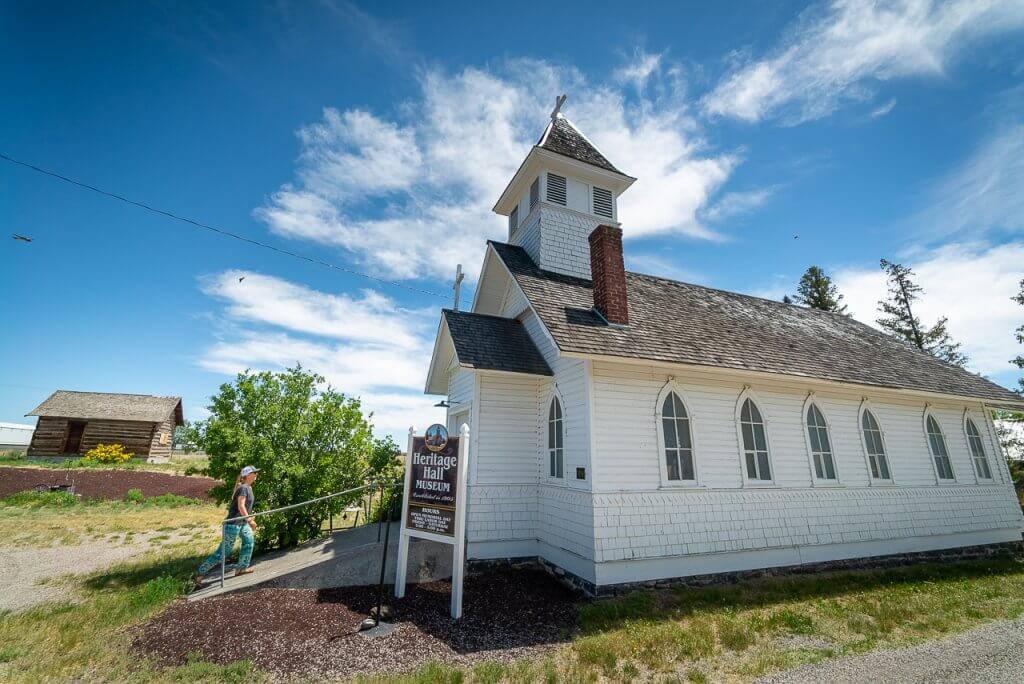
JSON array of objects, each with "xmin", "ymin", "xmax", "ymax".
[
  {"xmin": 877, "ymin": 259, "xmax": 968, "ymax": 367},
  {"xmin": 192, "ymin": 365, "xmax": 374, "ymax": 549},
  {"xmin": 793, "ymin": 266, "xmax": 848, "ymax": 314},
  {"xmin": 1013, "ymin": 279, "xmax": 1024, "ymax": 393},
  {"xmin": 368, "ymin": 435, "xmax": 404, "ymax": 522}
]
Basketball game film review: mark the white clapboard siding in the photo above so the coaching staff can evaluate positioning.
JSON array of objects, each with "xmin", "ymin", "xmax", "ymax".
[
  {"xmin": 475, "ymin": 373, "xmax": 541, "ymax": 485},
  {"xmin": 447, "ymin": 368, "xmax": 475, "ymax": 408}
]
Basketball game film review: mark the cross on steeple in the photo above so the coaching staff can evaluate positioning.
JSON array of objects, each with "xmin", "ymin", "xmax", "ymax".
[{"xmin": 550, "ymin": 94, "xmax": 567, "ymax": 120}]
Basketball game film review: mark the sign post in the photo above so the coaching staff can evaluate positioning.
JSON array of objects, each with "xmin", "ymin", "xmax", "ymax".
[{"xmin": 394, "ymin": 422, "xmax": 470, "ymax": 619}]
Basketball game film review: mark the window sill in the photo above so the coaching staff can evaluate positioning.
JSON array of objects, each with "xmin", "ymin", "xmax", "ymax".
[
  {"xmin": 741, "ymin": 481, "xmax": 778, "ymax": 489},
  {"xmin": 658, "ymin": 482, "xmax": 704, "ymax": 490}
]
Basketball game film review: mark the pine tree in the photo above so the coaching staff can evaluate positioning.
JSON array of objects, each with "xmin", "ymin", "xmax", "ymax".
[
  {"xmin": 1013, "ymin": 279, "xmax": 1024, "ymax": 393},
  {"xmin": 793, "ymin": 266, "xmax": 848, "ymax": 314},
  {"xmin": 876, "ymin": 259, "xmax": 968, "ymax": 367}
]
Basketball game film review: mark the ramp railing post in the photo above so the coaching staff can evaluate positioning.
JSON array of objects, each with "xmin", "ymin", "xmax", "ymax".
[{"xmin": 219, "ymin": 521, "xmax": 226, "ymax": 588}]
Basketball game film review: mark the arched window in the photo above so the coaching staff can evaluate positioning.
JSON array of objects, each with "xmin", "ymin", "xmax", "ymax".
[
  {"xmin": 861, "ymin": 409, "xmax": 891, "ymax": 480},
  {"xmin": 660, "ymin": 391, "xmax": 695, "ymax": 481},
  {"xmin": 548, "ymin": 396, "xmax": 563, "ymax": 479},
  {"xmin": 739, "ymin": 398, "xmax": 771, "ymax": 481},
  {"xmin": 806, "ymin": 404, "xmax": 837, "ymax": 481},
  {"xmin": 965, "ymin": 418, "xmax": 993, "ymax": 480},
  {"xmin": 925, "ymin": 415, "xmax": 955, "ymax": 480}
]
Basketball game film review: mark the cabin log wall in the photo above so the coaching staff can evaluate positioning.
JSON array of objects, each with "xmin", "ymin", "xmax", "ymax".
[
  {"xmin": 79, "ymin": 420, "xmax": 157, "ymax": 456},
  {"xmin": 26, "ymin": 416, "xmax": 69, "ymax": 455}
]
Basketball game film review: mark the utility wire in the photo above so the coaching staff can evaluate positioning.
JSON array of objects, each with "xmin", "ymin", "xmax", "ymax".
[{"xmin": 1, "ymin": 151, "xmax": 464, "ymax": 300}]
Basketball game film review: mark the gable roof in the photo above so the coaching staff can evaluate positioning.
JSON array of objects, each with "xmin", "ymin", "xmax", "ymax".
[
  {"xmin": 27, "ymin": 391, "xmax": 184, "ymax": 424},
  {"xmin": 489, "ymin": 241, "xmax": 1023, "ymax": 406},
  {"xmin": 538, "ymin": 115, "xmax": 625, "ymax": 175},
  {"xmin": 443, "ymin": 310, "xmax": 552, "ymax": 377}
]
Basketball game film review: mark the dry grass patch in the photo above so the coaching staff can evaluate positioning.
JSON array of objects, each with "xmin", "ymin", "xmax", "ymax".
[{"xmin": 0, "ymin": 495, "xmax": 222, "ymax": 548}]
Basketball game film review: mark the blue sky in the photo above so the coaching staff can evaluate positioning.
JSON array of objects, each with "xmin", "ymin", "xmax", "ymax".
[{"xmin": 3, "ymin": 1, "xmax": 1023, "ymax": 441}]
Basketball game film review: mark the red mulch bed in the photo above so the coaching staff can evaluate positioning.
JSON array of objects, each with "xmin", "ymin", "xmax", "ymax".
[
  {"xmin": 134, "ymin": 569, "xmax": 581, "ymax": 678},
  {"xmin": 0, "ymin": 467, "xmax": 217, "ymax": 502}
]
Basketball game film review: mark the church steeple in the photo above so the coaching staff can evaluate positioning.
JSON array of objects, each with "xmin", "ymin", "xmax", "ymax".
[{"xmin": 493, "ymin": 97, "xmax": 635, "ymax": 279}]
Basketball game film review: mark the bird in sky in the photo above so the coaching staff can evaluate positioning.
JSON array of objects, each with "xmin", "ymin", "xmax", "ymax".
[
  {"xmin": 12, "ymin": 234, "xmax": 33, "ymax": 242},
  {"xmin": 238, "ymin": 276, "xmax": 245, "ymax": 282}
]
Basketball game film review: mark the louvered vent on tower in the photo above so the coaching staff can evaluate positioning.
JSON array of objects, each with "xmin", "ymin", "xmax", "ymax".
[
  {"xmin": 593, "ymin": 187, "xmax": 613, "ymax": 219},
  {"xmin": 509, "ymin": 205, "xmax": 519, "ymax": 234},
  {"xmin": 530, "ymin": 177, "xmax": 540, "ymax": 209},
  {"xmin": 546, "ymin": 173, "xmax": 567, "ymax": 205}
]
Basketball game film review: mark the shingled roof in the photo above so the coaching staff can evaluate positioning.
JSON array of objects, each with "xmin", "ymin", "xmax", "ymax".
[
  {"xmin": 538, "ymin": 115, "xmax": 626, "ymax": 176},
  {"xmin": 27, "ymin": 391, "xmax": 184, "ymax": 424},
  {"xmin": 489, "ymin": 241, "xmax": 1023, "ymax": 405},
  {"xmin": 443, "ymin": 310, "xmax": 552, "ymax": 377}
]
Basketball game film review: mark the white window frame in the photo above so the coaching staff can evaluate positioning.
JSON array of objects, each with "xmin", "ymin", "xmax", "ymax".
[
  {"xmin": 923, "ymin": 406, "xmax": 957, "ymax": 483},
  {"xmin": 654, "ymin": 379, "xmax": 700, "ymax": 487},
  {"xmin": 734, "ymin": 388, "xmax": 776, "ymax": 486},
  {"xmin": 801, "ymin": 394, "xmax": 840, "ymax": 485},
  {"xmin": 545, "ymin": 387, "xmax": 565, "ymax": 481},
  {"xmin": 858, "ymin": 399, "xmax": 895, "ymax": 484},
  {"xmin": 962, "ymin": 410, "xmax": 994, "ymax": 483}
]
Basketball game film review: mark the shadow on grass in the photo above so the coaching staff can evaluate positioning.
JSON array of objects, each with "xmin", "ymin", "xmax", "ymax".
[
  {"xmin": 578, "ymin": 556, "xmax": 1024, "ymax": 633},
  {"xmin": 83, "ymin": 551, "xmax": 206, "ymax": 592}
]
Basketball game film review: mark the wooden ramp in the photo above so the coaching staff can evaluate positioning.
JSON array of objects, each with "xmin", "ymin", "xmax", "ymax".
[{"xmin": 189, "ymin": 522, "xmax": 452, "ymax": 601}]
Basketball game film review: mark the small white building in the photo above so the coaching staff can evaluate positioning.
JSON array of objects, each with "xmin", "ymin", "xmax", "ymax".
[
  {"xmin": 0, "ymin": 422, "xmax": 35, "ymax": 450},
  {"xmin": 425, "ymin": 108, "xmax": 1024, "ymax": 594}
]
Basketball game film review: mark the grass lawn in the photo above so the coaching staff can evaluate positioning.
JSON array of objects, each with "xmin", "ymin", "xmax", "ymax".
[
  {"xmin": 0, "ymin": 491, "xmax": 224, "ymax": 548},
  {"xmin": 3, "ymin": 489, "xmax": 1024, "ymax": 682}
]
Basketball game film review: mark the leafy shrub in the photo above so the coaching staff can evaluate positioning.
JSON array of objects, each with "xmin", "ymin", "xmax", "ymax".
[
  {"xmin": 1, "ymin": 491, "xmax": 79, "ymax": 508},
  {"xmin": 124, "ymin": 488, "xmax": 145, "ymax": 503},
  {"xmin": 139, "ymin": 493, "xmax": 201, "ymax": 507},
  {"xmin": 84, "ymin": 443, "xmax": 132, "ymax": 464},
  {"xmin": 193, "ymin": 366, "xmax": 377, "ymax": 550}
]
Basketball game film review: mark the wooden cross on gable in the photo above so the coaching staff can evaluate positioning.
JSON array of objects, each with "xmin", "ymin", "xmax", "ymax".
[{"xmin": 550, "ymin": 94, "xmax": 567, "ymax": 119}]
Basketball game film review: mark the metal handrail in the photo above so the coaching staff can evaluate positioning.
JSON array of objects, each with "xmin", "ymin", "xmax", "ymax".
[{"xmin": 218, "ymin": 479, "xmax": 402, "ymax": 587}]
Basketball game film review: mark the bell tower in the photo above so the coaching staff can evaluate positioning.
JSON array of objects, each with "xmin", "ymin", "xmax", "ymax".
[{"xmin": 492, "ymin": 96, "xmax": 635, "ymax": 279}]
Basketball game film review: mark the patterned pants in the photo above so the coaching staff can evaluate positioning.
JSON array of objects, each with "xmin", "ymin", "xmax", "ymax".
[{"xmin": 197, "ymin": 523, "xmax": 254, "ymax": 574}]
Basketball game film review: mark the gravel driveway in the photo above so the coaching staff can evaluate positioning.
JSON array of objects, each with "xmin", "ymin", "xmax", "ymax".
[
  {"xmin": 0, "ymin": 533, "xmax": 190, "ymax": 613},
  {"xmin": 759, "ymin": 616, "xmax": 1024, "ymax": 683}
]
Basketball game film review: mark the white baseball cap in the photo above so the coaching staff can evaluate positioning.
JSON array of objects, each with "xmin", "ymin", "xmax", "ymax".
[{"xmin": 240, "ymin": 465, "xmax": 260, "ymax": 477}]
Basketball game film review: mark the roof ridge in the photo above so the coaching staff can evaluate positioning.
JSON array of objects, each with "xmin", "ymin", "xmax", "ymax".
[
  {"xmin": 443, "ymin": 308, "xmax": 523, "ymax": 323},
  {"xmin": 53, "ymin": 389, "xmax": 181, "ymax": 399}
]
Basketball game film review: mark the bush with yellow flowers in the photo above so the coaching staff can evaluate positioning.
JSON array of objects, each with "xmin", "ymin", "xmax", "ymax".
[{"xmin": 84, "ymin": 443, "xmax": 132, "ymax": 464}]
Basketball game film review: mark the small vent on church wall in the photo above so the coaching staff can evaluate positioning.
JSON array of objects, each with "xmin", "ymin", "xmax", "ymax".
[
  {"xmin": 509, "ymin": 206, "xmax": 519, "ymax": 234},
  {"xmin": 546, "ymin": 173, "xmax": 567, "ymax": 205},
  {"xmin": 530, "ymin": 177, "xmax": 540, "ymax": 209},
  {"xmin": 593, "ymin": 187, "xmax": 613, "ymax": 219}
]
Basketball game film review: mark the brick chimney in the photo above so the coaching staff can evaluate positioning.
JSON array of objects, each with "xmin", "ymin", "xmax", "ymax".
[{"xmin": 588, "ymin": 224, "xmax": 629, "ymax": 325}]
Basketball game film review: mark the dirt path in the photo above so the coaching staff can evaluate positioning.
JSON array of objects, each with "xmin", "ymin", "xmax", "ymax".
[{"xmin": 759, "ymin": 616, "xmax": 1024, "ymax": 684}]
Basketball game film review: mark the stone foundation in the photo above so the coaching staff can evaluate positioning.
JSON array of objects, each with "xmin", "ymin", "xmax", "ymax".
[{"xmin": 469, "ymin": 541, "xmax": 1022, "ymax": 598}]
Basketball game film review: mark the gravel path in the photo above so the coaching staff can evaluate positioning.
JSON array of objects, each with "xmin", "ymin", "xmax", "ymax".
[
  {"xmin": 0, "ymin": 532, "xmax": 192, "ymax": 613},
  {"xmin": 759, "ymin": 616, "xmax": 1024, "ymax": 683}
]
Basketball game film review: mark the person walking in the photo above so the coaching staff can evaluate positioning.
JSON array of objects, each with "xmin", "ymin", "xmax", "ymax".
[{"xmin": 195, "ymin": 465, "xmax": 260, "ymax": 583}]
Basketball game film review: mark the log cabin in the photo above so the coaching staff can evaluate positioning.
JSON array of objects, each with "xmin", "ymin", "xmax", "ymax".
[{"xmin": 25, "ymin": 390, "xmax": 184, "ymax": 459}]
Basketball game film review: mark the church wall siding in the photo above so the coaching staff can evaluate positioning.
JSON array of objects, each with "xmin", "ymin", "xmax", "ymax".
[
  {"xmin": 537, "ymin": 206, "xmax": 599, "ymax": 279},
  {"xmin": 584, "ymin": 359, "xmax": 1022, "ymax": 580}
]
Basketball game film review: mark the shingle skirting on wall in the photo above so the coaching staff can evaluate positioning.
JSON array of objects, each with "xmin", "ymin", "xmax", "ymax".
[{"xmin": 591, "ymin": 484, "xmax": 1023, "ymax": 563}]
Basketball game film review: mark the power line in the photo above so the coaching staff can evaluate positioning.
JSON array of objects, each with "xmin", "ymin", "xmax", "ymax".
[{"xmin": 0, "ymin": 151, "xmax": 462, "ymax": 300}]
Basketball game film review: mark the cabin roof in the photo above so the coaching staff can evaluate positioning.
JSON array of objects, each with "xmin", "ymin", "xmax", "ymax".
[
  {"xmin": 27, "ymin": 391, "xmax": 184, "ymax": 424},
  {"xmin": 489, "ymin": 241, "xmax": 1023, "ymax": 406},
  {"xmin": 443, "ymin": 310, "xmax": 552, "ymax": 377}
]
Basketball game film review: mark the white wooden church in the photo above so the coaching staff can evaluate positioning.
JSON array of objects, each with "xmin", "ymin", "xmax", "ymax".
[{"xmin": 425, "ymin": 103, "xmax": 1024, "ymax": 594}]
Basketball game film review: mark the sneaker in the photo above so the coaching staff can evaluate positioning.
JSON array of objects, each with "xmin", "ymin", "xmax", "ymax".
[
  {"xmin": 193, "ymin": 574, "xmax": 204, "ymax": 586},
  {"xmin": 235, "ymin": 567, "xmax": 254, "ymax": 577}
]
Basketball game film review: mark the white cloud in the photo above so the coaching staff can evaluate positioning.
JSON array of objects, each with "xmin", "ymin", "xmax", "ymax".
[
  {"xmin": 913, "ymin": 122, "xmax": 1024, "ymax": 240},
  {"xmin": 625, "ymin": 253, "xmax": 705, "ymax": 284},
  {"xmin": 256, "ymin": 54, "xmax": 745, "ymax": 278},
  {"xmin": 703, "ymin": 0, "xmax": 1024, "ymax": 123},
  {"xmin": 701, "ymin": 187, "xmax": 774, "ymax": 223},
  {"xmin": 835, "ymin": 242, "xmax": 1024, "ymax": 376},
  {"xmin": 197, "ymin": 270, "xmax": 441, "ymax": 441},
  {"xmin": 869, "ymin": 98, "xmax": 898, "ymax": 118}
]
